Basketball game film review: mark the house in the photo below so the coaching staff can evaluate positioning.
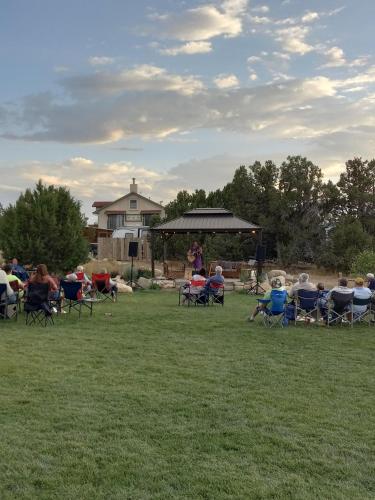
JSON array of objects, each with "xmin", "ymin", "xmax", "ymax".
[{"xmin": 92, "ymin": 179, "xmax": 164, "ymax": 231}]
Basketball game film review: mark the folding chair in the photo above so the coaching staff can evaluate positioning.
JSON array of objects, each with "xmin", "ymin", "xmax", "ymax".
[
  {"xmin": 91, "ymin": 273, "xmax": 117, "ymax": 302},
  {"xmin": 257, "ymin": 289, "xmax": 288, "ymax": 328},
  {"xmin": 207, "ymin": 282, "xmax": 224, "ymax": 306},
  {"xmin": 8, "ymin": 280, "xmax": 22, "ymax": 313},
  {"xmin": 0, "ymin": 284, "xmax": 18, "ymax": 320},
  {"xmin": 24, "ymin": 283, "xmax": 54, "ymax": 326},
  {"xmin": 352, "ymin": 296, "xmax": 372, "ymax": 325},
  {"xmin": 295, "ymin": 290, "xmax": 320, "ymax": 325},
  {"xmin": 327, "ymin": 291, "xmax": 354, "ymax": 327},
  {"xmin": 179, "ymin": 280, "xmax": 206, "ymax": 306},
  {"xmin": 60, "ymin": 280, "xmax": 94, "ymax": 318}
]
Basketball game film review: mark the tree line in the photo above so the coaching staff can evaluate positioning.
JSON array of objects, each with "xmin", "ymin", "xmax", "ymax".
[{"xmin": 160, "ymin": 156, "xmax": 375, "ymax": 271}]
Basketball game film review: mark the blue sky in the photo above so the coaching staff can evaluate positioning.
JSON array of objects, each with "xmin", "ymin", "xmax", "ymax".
[{"xmin": 1, "ymin": 0, "xmax": 374, "ymax": 219}]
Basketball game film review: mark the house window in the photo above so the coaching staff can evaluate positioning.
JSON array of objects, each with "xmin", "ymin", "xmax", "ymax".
[
  {"xmin": 142, "ymin": 214, "xmax": 153, "ymax": 226},
  {"xmin": 129, "ymin": 199, "xmax": 137, "ymax": 209},
  {"xmin": 107, "ymin": 214, "xmax": 125, "ymax": 229}
]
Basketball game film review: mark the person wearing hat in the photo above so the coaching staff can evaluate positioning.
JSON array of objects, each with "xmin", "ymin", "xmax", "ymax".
[
  {"xmin": 352, "ymin": 277, "xmax": 372, "ymax": 315},
  {"xmin": 248, "ymin": 277, "xmax": 286, "ymax": 321}
]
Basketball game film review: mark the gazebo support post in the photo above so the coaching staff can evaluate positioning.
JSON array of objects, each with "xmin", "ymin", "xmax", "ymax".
[{"xmin": 150, "ymin": 231, "xmax": 156, "ymax": 278}]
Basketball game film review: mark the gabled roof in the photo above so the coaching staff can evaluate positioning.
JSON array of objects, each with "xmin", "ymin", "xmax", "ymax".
[
  {"xmin": 92, "ymin": 192, "xmax": 164, "ymax": 213},
  {"xmin": 152, "ymin": 208, "xmax": 261, "ymax": 234},
  {"xmin": 92, "ymin": 201, "xmax": 112, "ymax": 208}
]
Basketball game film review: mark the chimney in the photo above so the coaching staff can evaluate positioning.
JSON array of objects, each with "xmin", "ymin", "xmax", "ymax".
[{"xmin": 130, "ymin": 177, "xmax": 138, "ymax": 193}]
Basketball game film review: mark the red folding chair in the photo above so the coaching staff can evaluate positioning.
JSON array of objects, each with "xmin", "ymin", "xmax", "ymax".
[
  {"xmin": 92, "ymin": 273, "xmax": 117, "ymax": 302},
  {"xmin": 207, "ymin": 282, "xmax": 225, "ymax": 306}
]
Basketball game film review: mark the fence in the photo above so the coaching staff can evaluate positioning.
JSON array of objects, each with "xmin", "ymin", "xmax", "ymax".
[{"xmin": 97, "ymin": 237, "xmax": 151, "ymax": 261}]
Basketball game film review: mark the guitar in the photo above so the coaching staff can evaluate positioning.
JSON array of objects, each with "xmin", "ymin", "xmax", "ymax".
[{"xmin": 187, "ymin": 250, "xmax": 196, "ymax": 263}]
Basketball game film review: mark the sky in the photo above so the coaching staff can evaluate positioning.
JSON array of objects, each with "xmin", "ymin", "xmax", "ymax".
[{"xmin": 1, "ymin": 0, "xmax": 374, "ymax": 221}]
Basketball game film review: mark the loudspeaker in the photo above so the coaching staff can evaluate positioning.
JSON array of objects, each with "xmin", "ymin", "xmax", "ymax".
[
  {"xmin": 128, "ymin": 241, "xmax": 139, "ymax": 257},
  {"xmin": 255, "ymin": 244, "xmax": 266, "ymax": 262}
]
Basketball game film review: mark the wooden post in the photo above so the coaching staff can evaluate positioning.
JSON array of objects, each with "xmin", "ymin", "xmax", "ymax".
[{"xmin": 150, "ymin": 231, "xmax": 155, "ymax": 278}]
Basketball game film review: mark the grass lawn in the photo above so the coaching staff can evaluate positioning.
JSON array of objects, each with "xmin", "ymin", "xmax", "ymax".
[{"xmin": 0, "ymin": 291, "xmax": 374, "ymax": 499}]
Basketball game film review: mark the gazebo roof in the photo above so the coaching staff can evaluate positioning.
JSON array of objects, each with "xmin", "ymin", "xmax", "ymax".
[{"xmin": 151, "ymin": 208, "xmax": 261, "ymax": 234}]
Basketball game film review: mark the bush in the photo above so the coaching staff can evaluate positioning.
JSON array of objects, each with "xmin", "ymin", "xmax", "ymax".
[
  {"xmin": 138, "ymin": 268, "xmax": 153, "ymax": 279},
  {"xmin": 351, "ymin": 250, "xmax": 375, "ymax": 275}
]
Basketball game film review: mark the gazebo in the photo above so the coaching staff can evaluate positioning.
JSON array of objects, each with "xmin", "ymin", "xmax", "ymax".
[{"xmin": 150, "ymin": 208, "xmax": 262, "ymax": 277}]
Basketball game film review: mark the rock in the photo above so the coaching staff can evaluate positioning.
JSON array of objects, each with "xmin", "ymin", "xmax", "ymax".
[
  {"xmin": 154, "ymin": 269, "xmax": 163, "ymax": 278},
  {"xmin": 138, "ymin": 277, "xmax": 152, "ymax": 289},
  {"xmin": 158, "ymin": 280, "xmax": 175, "ymax": 289},
  {"xmin": 268, "ymin": 269, "xmax": 287, "ymax": 278},
  {"xmin": 117, "ymin": 282, "xmax": 133, "ymax": 293},
  {"xmin": 260, "ymin": 280, "xmax": 271, "ymax": 291},
  {"xmin": 285, "ymin": 274, "xmax": 294, "ymax": 282}
]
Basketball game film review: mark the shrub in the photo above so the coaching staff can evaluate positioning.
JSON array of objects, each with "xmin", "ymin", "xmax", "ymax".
[{"xmin": 351, "ymin": 250, "xmax": 375, "ymax": 276}]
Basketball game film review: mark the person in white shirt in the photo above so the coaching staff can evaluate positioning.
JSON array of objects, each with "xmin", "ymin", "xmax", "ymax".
[
  {"xmin": 290, "ymin": 273, "xmax": 316, "ymax": 298},
  {"xmin": 352, "ymin": 277, "xmax": 372, "ymax": 315}
]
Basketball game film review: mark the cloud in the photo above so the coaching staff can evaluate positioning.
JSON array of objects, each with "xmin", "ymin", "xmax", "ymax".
[
  {"xmin": 61, "ymin": 64, "xmax": 204, "ymax": 97},
  {"xmin": 252, "ymin": 5, "xmax": 270, "ymax": 14},
  {"xmin": 88, "ymin": 56, "xmax": 115, "ymax": 66},
  {"xmin": 213, "ymin": 73, "xmax": 240, "ymax": 89},
  {"xmin": 275, "ymin": 26, "xmax": 313, "ymax": 55},
  {"xmin": 301, "ymin": 11, "xmax": 319, "ymax": 23},
  {"xmin": 320, "ymin": 46, "xmax": 369, "ymax": 69},
  {"xmin": 147, "ymin": 0, "xmax": 248, "ymax": 41},
  {"xmin": 158, "ymin": 41, "xmax": 212, "ymax": 56}
]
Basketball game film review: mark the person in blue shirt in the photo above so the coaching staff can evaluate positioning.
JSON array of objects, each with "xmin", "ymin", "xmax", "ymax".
[{"xmin": 10, "ymin": 258, "xmax": 29, "ymax": 282}]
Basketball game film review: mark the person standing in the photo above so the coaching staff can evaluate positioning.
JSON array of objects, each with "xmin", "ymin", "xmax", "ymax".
[{"xmin": 188, "ymin": 241, "xmax": 203, "ymax": 272}]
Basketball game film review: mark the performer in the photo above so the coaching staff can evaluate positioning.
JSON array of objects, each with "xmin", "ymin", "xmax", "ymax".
[{"xmin": 187, "ymin": 241, "xmax": 203, "ymax": 272}]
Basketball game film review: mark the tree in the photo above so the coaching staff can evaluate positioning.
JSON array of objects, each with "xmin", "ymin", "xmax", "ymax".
[
  {"xmin": 337, "ymin": 157, "xmax": 375, "ymax": 234},
  {"xmin": 0, "ymin": 181, "xmax": 88, "ymax": 272}
]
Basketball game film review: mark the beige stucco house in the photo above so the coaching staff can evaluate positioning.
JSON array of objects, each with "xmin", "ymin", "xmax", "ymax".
[{"xmin": 92, "ymin": 179, "xmax": 164, "ymax": 230}]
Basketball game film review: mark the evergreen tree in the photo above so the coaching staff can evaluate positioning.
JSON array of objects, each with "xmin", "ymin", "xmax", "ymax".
[{"xmin": 0, "ymin": 181, "xmax": 88, "ymax": 272}]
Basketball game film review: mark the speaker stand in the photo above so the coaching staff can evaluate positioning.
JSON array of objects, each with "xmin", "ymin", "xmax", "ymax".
[
  {"xmin": 126, "ymin": 256, "xmax": 140, "ymax": 289},
  {"xmin": 246, "ymin": 262, "xmax": 266, "ymax": 295}
]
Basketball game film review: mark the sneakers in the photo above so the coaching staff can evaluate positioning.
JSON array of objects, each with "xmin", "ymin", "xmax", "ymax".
[
  {"xmin": 248, "ymin": 316, "xmax": 255, "ymax": 322},
  {"xmin": 52, "ymin": 307, "xmax": 58, "ymax": 314}
]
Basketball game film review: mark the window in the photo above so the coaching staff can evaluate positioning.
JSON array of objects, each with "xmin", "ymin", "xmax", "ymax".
[
  {"xmin": 129, "ymin": 199, "xmax": 137, "ymax": 209},
  {"xmin": 142, "ymin": 214, "xmax": 153, "ymax": 226},
  {"xmin": 107, "ymin": 214, "xmax": 125, "ymax": 229}
]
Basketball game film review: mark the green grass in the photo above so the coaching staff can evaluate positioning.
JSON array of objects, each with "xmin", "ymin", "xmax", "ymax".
[{"xmin": 0, "ymin": 292, "xmax": 374, "ymax": 499}]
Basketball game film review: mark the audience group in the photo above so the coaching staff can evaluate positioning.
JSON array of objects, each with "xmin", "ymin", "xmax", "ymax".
[
  {"xmin": 0, "ymin": 259, "xmax": 118, "ymax": 316},
  {"xmin": 182, "ymin": 265, "xmax": 224, "ymax": 303},
  {"xmin": 249, "ymin": 272, "xmax": 375, "ymax": 323}
]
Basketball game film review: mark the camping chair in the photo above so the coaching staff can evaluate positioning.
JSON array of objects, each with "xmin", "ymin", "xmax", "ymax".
[
  {"xmin": 295, "ymin": 290, "xmax": 320, "ymax": 325},
  {"xmin": 24, "ymin": 283, "xmax": 54, "ymax": 326},
  {"xmin": 178, "ymin": 279, "xmax": 206, "ymax": 306},
  {"xmin": 60, "ymin": 280, "xmax": 94, "ymax": 318},
  {"xmin": 257, "ymin": 289, "xmax": 288, "ymax": 328},
  {"xmin": 9, "ymin": 279, "xmax": 23, "ymax": 312},
  {"xmin": 207, "ymin": 282, "xmax": 225, "ymax": 306},
  {"xmin": 352, "ymin": 296, "xmax": 372, "ymax": 325},
  {"xmin": 91, "ymin": 273, "xmax": 117, "ymax": 302},
  {"xmin": 327, "ymin": 291, "xmax": 354, "ymax": 327},
  {"xmin": 0, "ymin": 284, "xmax": 18, "ymax": 320}
]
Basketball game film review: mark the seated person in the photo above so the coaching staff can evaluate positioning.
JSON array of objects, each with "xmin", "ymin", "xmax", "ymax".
[
  {"xmin": 10, "ymin": 258, "xmax": 29, "ymax": 282},
  {"xmin": 28, "ymin": 264, "xmax": 58, "ymax": 300},
  {"xmin": 0, "ymin": 269, "xmax": 17, "ymax": 304},
  {"xmin": 182, "ymin": 268, "xmax": 206, "ymax": 303},
  {"xmin": 100, "ymin": 268, "xmax": 118, "ymax": 296},
  {"xmin": 3, "ymin": 264, "xmax": 25, "ymax": 298},
  {"xmin": 366, "ymin": 273, "xmax": 375, "ymax": 291},
  {"xmin": 352, "ymin": 277, "xmax": 372, "ymax": 316},
  {"xmin": 205, "ymin": 265, "xmax": 224, "ymax": 289},
  {"xmin": 248, "ymin": 277, "xmax": 286, "ymax": 321},
  {"xmin": 290, "ymin": 273, "xmax": 316, "ymax": 298},
  {"xmin": 316, "ymin": 282, "xmax": 329, "ymax": 319},
  {"xmin": 326, "ymin": 277, "xmax": 353, "ymax": 320}
]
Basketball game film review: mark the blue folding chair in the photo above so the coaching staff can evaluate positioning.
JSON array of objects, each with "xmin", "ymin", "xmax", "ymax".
[
  {"xmin": 295, "ymin": 290, "xmax": 320, "ymax": 325},
  {"xmin": 60, "ymin": 280, "xmax": 94, "ymax": 318},
  {"xmin": 257, "ymin": 289, "xmax": 288, "ymax": 328}
]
